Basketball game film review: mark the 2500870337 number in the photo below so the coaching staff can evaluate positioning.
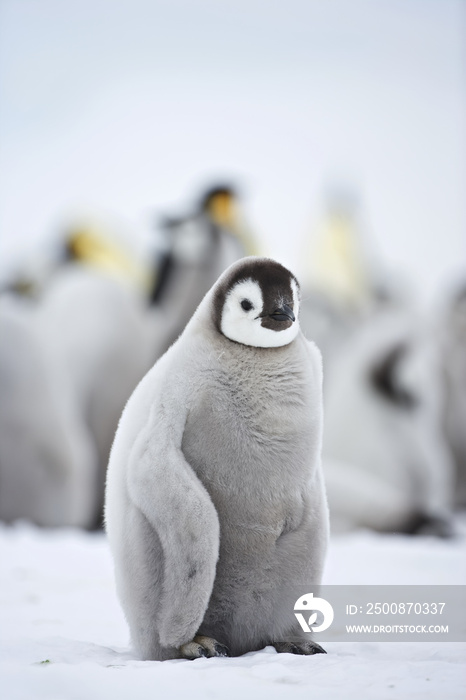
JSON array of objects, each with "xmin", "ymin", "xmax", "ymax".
[{"xmin": 365, "ymin": 603, "xmax": 446, "ymax": 615}]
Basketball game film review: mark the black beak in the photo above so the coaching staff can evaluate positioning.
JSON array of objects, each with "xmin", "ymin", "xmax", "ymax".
[{"xmin": 269, "ymin": 304, "xmax": 295, "ymax": 322}]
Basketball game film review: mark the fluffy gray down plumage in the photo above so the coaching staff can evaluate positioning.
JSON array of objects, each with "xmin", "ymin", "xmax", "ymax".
[{"xmin": 105, "ymin": 256, "xmax": 328, "ymax": 660}]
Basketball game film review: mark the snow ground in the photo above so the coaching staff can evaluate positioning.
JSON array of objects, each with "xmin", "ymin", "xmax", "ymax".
[{"xmin": 1, "ymin": 523, "xmax": 465, "ymax": 700}]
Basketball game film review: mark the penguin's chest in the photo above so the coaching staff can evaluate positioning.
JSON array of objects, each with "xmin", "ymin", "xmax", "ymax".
[{"xmin": 181, "ymin": 362, "xmax": 314, "ymax": 535}]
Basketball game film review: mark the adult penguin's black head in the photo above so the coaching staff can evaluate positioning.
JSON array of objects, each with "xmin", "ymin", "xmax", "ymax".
[{"xmin": 199, "ymin": 185, "xmax": 238, "ymax": 230}]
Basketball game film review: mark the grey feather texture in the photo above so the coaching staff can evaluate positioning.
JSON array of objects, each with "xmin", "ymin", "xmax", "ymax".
[{"xmin": 105, "ymin": 256, "xmax": 328, "ymax": 660}]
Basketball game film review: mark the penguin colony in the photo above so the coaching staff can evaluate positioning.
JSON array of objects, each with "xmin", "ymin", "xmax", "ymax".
[
  {"xmin": 105, "ymin": 257, "xmax": 329, "ymax": 660},
  {"xmin": 0, "ymin": 183, "xmax": 463, "ymax": 542},
  {"xmin": 0, "ymin": 186, "xmax": 252, "ymax": 528}
]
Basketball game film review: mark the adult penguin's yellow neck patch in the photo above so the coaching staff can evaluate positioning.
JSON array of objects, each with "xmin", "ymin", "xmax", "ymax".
[
  {"xmin": 67, "ymin": 228, "xmax": 151, "ymax": 290},
  {"xmin": 206, "ymin": 193, "xmax": 260, "ymax": 256},
  {"xmin": 206, "ymin": 192, "xmax": 235, "ymax": 229}
]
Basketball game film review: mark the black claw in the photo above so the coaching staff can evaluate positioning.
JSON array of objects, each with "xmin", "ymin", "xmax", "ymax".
[
  {"xmin": 198, "ymin": 647, "xmax": 208, "ymax": 658},
  {"xmin": 214, "ymin": 643, "xmax": 231, "ymax": 657},
  {"xmin": 290, "ymin": 643, "xmax": 306, "ymax": 655},
  {"xmin": 273, "ymin": 640, "xmax": 327, "ymax": 656}
]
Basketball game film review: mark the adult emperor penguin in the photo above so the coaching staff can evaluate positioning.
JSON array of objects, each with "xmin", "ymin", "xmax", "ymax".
[
  {"xmin": 147, "ymin": 185, "xmax": 259, "ymax": 359},
  {"xmin": 323, "ymin": 309, "xmax": 454, "ymax": 535},
  {"xmin": 105, "ymin": 257, "xmax": 328, "ymax": 660},
  {"xmin": 37, "ymin": 262, "xmax": 155, "ymax": 528}
]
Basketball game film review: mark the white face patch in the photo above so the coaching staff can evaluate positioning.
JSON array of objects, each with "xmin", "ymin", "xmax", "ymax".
[{"xmin": 220, "ymin": 278, "xmax": 300, "ymax": 348}]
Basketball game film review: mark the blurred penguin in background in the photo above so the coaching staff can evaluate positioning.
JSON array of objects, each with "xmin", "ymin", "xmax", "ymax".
[
  {"xmin": 0, "ymin": 296, "xmax": 97, "ymax": 527},
  {"xmin": 64, "ymin": 223, "xmax": 151, "ymax": 294},
  {"xmin": 302, "ymin": 188, "xmax": 375, "ymax": 310},
  {"xmin": 1, "ymin": 219, "xmax": 150, "ymax": 301},
  {"xmin": 147, "ymin": 184, "xmax": 260, "ymax": 358},
  {"xmin": 0, "ymin": 246, "xmax": 57, "ymax": 299},
  {"xmin": 299, "ymin": 187, "xmax": 401, "ymax": 370},
  {"xmin": 439, "ymin": 284, "xmax": 466, "ymax": 508},
  {"xmin": 36, "ymin": 224, "xmax": 155, "ymax": 527},
  {"xmin": 323, "ymin": 309, "xmax": 454, "ymax": 536},
  {"xmin": 59, "ymin": 186, "xmax": 259, "ymax": 500}
]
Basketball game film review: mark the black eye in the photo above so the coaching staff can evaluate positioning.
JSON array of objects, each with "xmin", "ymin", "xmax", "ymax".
[{"xmin": 241, "ymin": 299, "xmax": 253, "ymax": 311}]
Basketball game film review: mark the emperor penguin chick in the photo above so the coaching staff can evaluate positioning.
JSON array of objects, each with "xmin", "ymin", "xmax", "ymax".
[{"xmin": 105, "ymin": 257, "xmax": 328, "ymax": 660}]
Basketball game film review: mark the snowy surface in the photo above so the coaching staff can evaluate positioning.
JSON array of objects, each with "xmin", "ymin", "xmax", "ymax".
[{"xmin": 1, "ymin": 522, "xmax": 465, "ymax": 699}]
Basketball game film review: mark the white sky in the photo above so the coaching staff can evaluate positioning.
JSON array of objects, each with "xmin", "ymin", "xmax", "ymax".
[{"xmin": 0, "ymin": 0, "xmax": 465, "ymax": 302}]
